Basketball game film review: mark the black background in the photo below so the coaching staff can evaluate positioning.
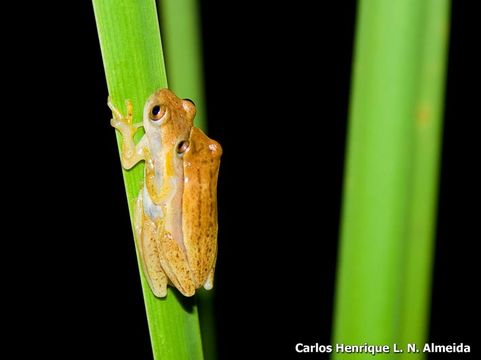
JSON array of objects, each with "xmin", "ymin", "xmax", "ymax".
[{"xmin": 15, "ymin": 1, "xmax": 477, "ymax": 358}]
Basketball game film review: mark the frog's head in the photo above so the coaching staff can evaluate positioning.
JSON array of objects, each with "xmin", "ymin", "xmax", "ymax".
[{"xmin": 143, "ymin": 88, "xmax": 196, "ymax": 149}]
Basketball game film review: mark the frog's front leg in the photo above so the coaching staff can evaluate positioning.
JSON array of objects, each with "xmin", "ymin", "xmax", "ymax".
[{"xmin": 108, "ymin": 97, "xmax": 146, "ymax": 169}]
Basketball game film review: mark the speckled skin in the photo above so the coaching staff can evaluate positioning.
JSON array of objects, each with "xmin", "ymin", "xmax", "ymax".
[{"xmin": 109, "ymin": 89, "xmax": 222, "ymax": 297}]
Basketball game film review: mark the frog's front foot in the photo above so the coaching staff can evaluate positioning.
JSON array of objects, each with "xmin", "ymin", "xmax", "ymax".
[{"xmin": 108, "ymin": 98, "xmax": 140, "ymax": 135}]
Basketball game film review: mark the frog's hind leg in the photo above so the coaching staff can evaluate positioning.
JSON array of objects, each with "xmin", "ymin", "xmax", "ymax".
[
  {"xmin": 156, "ymin": 229, "xmax": 196, "ymax": 297},
  {"xmin": 134, "ymin": 194, "xmax": 168, "ymax": 297}
]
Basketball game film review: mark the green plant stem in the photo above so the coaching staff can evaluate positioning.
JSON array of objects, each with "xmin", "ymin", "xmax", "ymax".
[
  {"xmin": 333, "ymin": 0, "xmax": 449, "ymax": 358},
  {"xmin": 156, "ymin": 1, "xmax": 216, "ymax": 358},
  {"xmin": 157, "ymin": 0, "xmax": 206, "ymax": 130},
  {"xmin": 399, "ymin": 1, "xmax": 450, "ymax": 357},
  {"xmin": 92, "ymin": 1, "xmax": 204, "ymax": 358}
]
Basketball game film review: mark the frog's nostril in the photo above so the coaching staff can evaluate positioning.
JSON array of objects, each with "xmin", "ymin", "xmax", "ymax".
[{"xmin": 176, "ymin": 140, "xmax": 190, "ymax": 155}]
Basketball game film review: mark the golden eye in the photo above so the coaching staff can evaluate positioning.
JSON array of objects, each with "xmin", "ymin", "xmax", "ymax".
[
  {"xmin": 176, "ymin": 140, "xmax": 190, "ymax": 155},
  {"xmin": 150, "ymin": 104, "xmax": 166, "ymax": 121}
]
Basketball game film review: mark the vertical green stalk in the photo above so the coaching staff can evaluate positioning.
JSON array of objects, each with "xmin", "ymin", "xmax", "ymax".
[
  {"xmin": 92, "ymin": 1, "xmax": 204, "ymax": 359},
  {"xmin": 156, "ymin": 0, "xmax": 216, "ymax": 358},
  {"xmin": 399, "ymin": 1, "xmax": 450, "ymax": 357},
  {"xmin": 157, "ymin": 0, "xmax": 206, "ymax": 130},
  {"xmin": 333, "ymin": 0, "xmax": 449, "ymax": 358}
]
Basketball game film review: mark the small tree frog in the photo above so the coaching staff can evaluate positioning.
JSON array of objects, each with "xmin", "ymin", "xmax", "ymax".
[{"xmin": 108, "ymin": 89, "xmax": 222, "ymax": 297}]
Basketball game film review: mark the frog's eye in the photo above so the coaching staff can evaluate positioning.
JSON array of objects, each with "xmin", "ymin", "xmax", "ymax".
[
  {"xmin": 150, "ymin": 104, "xmax": 166, "ymax": 121},
  {"xmin": 183, "ymin": 98, "xmax": 195, "ymax": 106},
  {"xmin": 176, "ymin": 140, "xmax": 190, "ymax": 156}
]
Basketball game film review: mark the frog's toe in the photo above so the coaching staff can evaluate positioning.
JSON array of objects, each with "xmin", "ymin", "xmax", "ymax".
[
  {"xmin": 110, "ymin": 118, "xmax": 120, "ymax": 128},
  {"xmin": 152, "ymin": 282, "xmax": 167, "ymax": 298},
  {"xmin": 203, "ymin": 268, "xmax": 215, "ymax": 291}
]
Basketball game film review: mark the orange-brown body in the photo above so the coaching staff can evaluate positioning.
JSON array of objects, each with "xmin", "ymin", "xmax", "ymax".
[{"xmin": 109, "ymin": 89, "xmax": 222, "ymax": 297}]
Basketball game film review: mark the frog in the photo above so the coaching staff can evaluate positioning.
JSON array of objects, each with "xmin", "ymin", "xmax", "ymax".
[{"xmin": 108, "ymin": 88, "xmax": 222, "ymax": 297}]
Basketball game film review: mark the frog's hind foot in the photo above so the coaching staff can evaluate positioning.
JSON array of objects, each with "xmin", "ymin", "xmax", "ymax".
[{"xmin": 203, "ymin": 267, "xmax": 215, "ymax": 291}]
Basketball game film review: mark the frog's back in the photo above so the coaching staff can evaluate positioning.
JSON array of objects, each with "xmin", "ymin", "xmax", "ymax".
[{"xmin": 182, "ymin": 127, "xmax": 222, "ymax": 288}]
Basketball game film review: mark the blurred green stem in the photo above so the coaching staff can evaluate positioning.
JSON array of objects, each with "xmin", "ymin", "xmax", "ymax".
[
  {"xmin": 157, "ymin": 0, "xmax": 206, "ymax": 130},
  {"xmin": 333, "ymin": 0, "xmax": 449, "ymax": 358},
  {"xmin": 157, "ymin": 0, "xmax": 216, "ymax": 358},
  {"xmin": 399, "ymin": 1, "xmax": 450, "ymax": 357}
]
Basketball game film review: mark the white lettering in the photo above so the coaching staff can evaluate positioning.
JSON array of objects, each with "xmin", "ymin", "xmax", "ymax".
[
  {"xmin": 295, "ymin": 343, "xmax": 332, "ymax": 353},
  {"xmin": 295, "ymin": 343, "xmax": 306, "ymax": 353},
  {"xmin": 423, "ymin": 343, "xmax": 471, "ymax": 353},
  {"xmin": 407, "ymin": 343, "xmax": 418, "ymax": 353},
  {"xmin": 336, "ymin": 343, "xmax": 390, "ymax": 355}
]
